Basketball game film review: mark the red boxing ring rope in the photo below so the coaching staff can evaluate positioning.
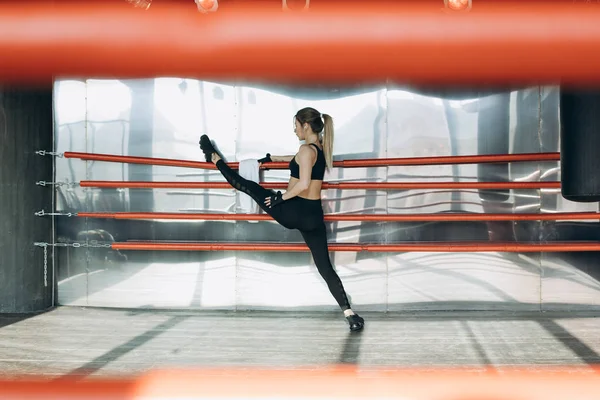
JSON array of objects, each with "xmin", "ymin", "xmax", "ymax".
[
  {"xmin": 77, "ymin": 212, "xmax": 600, "ymax": 222},
  {"xmin": 1, "ymin": 3, "xmax": 600, "ymax": 85},
  {"xmin": 80, "ymin": 180, "xmax": 561, "ymax": 190},
  {"xmin": 112, "ymin": 242, "xmax": 600, "ymax": 253},
  {"xmin": 63, "ymin": 152, "xmax": 562, "ymax": 170}
]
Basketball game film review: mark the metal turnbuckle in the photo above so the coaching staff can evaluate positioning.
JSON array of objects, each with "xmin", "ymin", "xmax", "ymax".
[
  {"xmin": 35, "ymin": 150, "xmax": 63, "ymax": 157},
  {"xmin": 36, "ymin": 181, "xmax": 74, "ymax": 187},
  {"xmin": 35, "ymin": 210, "xmax": 76, "ymax": 217}
]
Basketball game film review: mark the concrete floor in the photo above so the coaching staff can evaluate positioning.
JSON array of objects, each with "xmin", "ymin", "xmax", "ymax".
[{"xmin": 1, "ymin": 307, "xmax": 600, "ymax": 379}]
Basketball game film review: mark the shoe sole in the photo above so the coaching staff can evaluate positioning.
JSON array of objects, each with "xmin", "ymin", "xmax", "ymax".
[{"xmin": 199, "ymin": 135, "xmax": 215, "ymax": 162}]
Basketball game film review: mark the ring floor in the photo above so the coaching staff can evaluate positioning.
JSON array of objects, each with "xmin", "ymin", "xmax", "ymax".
[{"xmin": 1, "ymin": 307, "xmax": 600, "ymax": 379}]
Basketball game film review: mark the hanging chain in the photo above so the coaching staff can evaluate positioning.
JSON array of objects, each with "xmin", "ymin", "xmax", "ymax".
[
  {"xmin": 43, "ymin": 245, "xmax": 48, "ymax": 288},
  {"xmin": 34, "ymin": 147, "xmax": 113, "ymax": 288},
  {"xmin": 35, "ymin": 149, "xmax": 67, "ymax": 288},
  {"xmin": 35, "ymin": 241, "xmax": 113, "ymax": 288},
  {"xmin": 33, "ymin": 243, "xmax": 50, "ymax": 288}
]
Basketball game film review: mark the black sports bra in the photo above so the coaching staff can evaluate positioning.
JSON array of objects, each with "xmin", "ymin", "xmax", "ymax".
[{"xmin": 289, "ymin": 143, "xmax": 326, "ymax": 180}]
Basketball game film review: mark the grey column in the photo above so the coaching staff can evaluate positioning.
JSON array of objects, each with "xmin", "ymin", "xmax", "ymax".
[{"xmin": 0, "ymin": 86, "xmax": 54, "ymax": 313}]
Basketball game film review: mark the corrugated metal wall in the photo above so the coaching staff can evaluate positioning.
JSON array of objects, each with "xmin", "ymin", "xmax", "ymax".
[{"xmin": 53, "ymin": 80, "xmax": 600, "ymax": 311}]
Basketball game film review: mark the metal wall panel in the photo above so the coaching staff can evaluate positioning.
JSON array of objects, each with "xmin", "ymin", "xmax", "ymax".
[
  {"xmin": 53, "ymin": 80, "xmax": 600, "ymax": 311},
  {"xmin": 385, "ymin": 89, "xmax": 543, "ymax": 311}
]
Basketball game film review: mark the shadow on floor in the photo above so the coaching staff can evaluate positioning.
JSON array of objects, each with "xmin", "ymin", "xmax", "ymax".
[
  {"xmin": 54, "ymin": 315, "xmax": 189, "ymax": 381},
  {"xmin": 0, "ymin": 314, "xmax": 38, "ymax": 329}
]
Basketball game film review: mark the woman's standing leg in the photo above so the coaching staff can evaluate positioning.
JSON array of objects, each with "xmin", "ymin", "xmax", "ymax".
[{"xmin": 299, "ymin": 224, "xmax": 364, "ymax": 331}]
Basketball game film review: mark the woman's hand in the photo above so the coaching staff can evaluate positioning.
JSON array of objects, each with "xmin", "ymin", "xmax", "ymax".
[
  {"xmin": 264, "ymin": 191, "xmax": 285, "ymax": 208},
  {"xmin": 257, "ymin": 153, "xmax": 272, "ymax": 168}
]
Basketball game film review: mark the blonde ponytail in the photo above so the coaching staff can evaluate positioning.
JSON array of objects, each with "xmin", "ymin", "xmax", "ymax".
[{"xmin": 321, "ymin": 113, "xmax": 334, "ymax": 170}]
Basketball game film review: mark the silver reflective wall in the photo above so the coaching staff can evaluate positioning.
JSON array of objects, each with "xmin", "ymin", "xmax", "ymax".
[{"xmin": 53, "ymin": 79, "xmax": 600, "ymax": 311}]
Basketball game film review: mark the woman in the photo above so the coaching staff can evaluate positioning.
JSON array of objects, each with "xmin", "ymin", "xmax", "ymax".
[{"xmin": 199, "ymin": 107, "xmax": 364, "ymax": 332}]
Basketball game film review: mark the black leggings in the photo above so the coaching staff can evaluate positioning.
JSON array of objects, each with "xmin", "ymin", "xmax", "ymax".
[{"xmin": 215, "ymin": 159, "xmax": 352, "ymax": 311}]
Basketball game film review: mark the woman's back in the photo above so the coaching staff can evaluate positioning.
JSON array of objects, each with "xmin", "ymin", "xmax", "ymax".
[{"xmin": 287, "ymin": 143, "xmax": 324, "ymax": 200}]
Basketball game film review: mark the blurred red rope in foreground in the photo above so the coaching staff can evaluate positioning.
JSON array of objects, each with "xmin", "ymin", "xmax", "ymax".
[
  {"xmin": 2, "ymin": 366, "xmax": 600, "ymax": 400},
  {"xmin": 2, "ymin": 2, "xmax": 600, "ymax": 85},
  {"xmin": 0, "ymin": 365, "xmax": 600, "ymax": 400}
]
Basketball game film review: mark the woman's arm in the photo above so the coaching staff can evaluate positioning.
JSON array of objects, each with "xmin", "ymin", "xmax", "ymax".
[
  {"xmin": 281, "ymin": 146, "xmax": 313, "ymax": 201},
  {"xmin": 270, "ymin": 155, "xmax": 295, "ymax": 162}
]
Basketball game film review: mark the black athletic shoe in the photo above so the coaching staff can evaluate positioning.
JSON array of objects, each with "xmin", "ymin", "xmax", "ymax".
[
  {"xmin": 346, "ymin": 314, "xmax": 365, "ymax": 332},
  {"xmin": 199, "ymin": 134, "xmax": 218, "ymax": 162}
]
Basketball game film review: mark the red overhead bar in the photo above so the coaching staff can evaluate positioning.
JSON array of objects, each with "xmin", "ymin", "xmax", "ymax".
[
  {"xmin": 112, "ymin": 241, "xmax": 600, "ymax": 252},
  {"xmin": 77, "ymin": 212, "xmax": 600, "ymax": 222},
  {"xmin": 63, "ymin": 151, "xmax": 561, "ymax": 170},
  {"xmin": 79, "ymin": 180, "xmax": 561, "ymax": 190},
  {"xmin": 1, "ymin": 3, "xmax": 600, "ymax": 85}
]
